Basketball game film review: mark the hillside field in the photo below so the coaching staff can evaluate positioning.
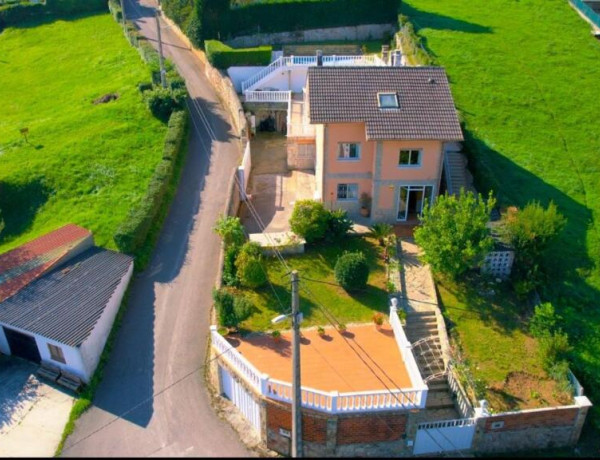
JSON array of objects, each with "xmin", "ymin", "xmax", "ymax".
[{"xmin": 0, "ymin": 13, "xmax": 167, "ymax": 252}]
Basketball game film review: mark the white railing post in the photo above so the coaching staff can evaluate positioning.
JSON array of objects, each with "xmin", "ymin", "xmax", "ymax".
[
  {"xmin": 260, "ymin": 373, "xmax": 270, "ymax": 396},
  {"xmin": 330, "ymin": 391, "xmax": 339, "ymax": 414}
]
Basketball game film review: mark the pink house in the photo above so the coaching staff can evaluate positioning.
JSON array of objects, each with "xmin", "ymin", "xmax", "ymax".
[{"xmin": 306, "ymin": 66, "xmax": 463, "ymax": 223}]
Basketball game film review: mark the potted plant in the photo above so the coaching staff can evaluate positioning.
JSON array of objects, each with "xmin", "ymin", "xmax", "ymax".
[
  {"xmin": 217, "ymin": 326, "xmax": 229, "ymax": 337},
  {"xmin": 372, "ymin": 312, "xmax": 385, "ymax": 329},
  {"xmin": 271, "ymin": 330, "xmax": 281, "ymax": 342},
  {"xmin": 337, "ymin": 323, "xmax": 347, "ymax": 333},
  {"xmin": 317, "ymin": 326, "xmax": 326, "ymax": 337},
  {"xmin": 359, "ymin": 192, "xmax": 372, "ymax": 217}
]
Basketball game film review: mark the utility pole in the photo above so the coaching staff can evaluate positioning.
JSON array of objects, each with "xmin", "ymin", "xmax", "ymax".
[
  {"xmin": 155, "ymin": 8, "xmax": 167, "ymax": 89},
  {"xmin": 291, "ymin": 270, "xmax": 303, "ymax": 458},
  {"xmin": 119, "ymin": 0, "xmax": 126, "ymax": 24}
]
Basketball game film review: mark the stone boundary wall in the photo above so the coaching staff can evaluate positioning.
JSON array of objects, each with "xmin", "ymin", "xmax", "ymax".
[
  {"xmin": 225, "ymin": 23, "xmax": 397, "ymax": 49},
  {"xmin": 160, "ymin": 13, "xmax": 247, "ymax": 138},
  {"xmin": 471, "ymin": 396, "xmax": 592, "ymax": 454}
]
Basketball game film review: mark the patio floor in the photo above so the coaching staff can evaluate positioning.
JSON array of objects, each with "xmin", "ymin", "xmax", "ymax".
[{"xmin": 227, "ymin": 323, "xmax": 413, "ymax": 392}]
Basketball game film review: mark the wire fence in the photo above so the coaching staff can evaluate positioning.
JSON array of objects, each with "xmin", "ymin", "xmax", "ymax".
[{"xmin": 395, "ymin": 21, "xmax": 433, "ymax": 66}]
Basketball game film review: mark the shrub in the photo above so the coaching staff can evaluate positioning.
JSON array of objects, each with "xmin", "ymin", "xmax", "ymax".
[
  {"xmin": 233, "ymin": 295, "xmax": 253, "ymax": 323},
  {"xmin": 213, "ymin": 215, "xmax": 245, "ymax": 248},
  {"xmin": 289, "ymin": 200, "xmax": 329, "ymax": 243},
  {"xmin": 414, "ymin": 190, "xmax": 496, "ymax": 280},
  {"xmin": 114, "ymin": 110, "xmax": 189, "ymax": 254},
  {"xmin": 529, "ymin": 302, "xmax": 559, "ymax": 339},
  {"xmin": 334, "ymin": 251, "xmax": 370, "ymax": 291},
  {"xmin": 325, "ymin": 209, "xmax": 353, "ymax": 242},
  {"xmin": 235, "ymin": 241, "xmax": 267, "ymax": 288},
  {"xmin": 213, "ymin": 288, "xmax": 237, "ymax": 328},
  {"xmin": 222, "ymin": 245, "xmax": 240, "ymax": 286},
  {"xmin": 143, "ymin": 87, "xmax": 187, "ymax": 122},
  {"xmin": 539, "ymin": 331, "xmax": 572, "ymax": 371},
  {"xmin": 369, "ymin": 222, "xmax": 394, "ymax": 246},
  {"xmin": 205, "ymin": 40, "xmax": 272, "ymax": 68}
]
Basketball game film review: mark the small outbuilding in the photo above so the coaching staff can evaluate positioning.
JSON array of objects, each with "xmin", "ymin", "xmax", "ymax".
[{"xmin": 0, "ymin": 224, "xmax": 133, "ymax": 383}]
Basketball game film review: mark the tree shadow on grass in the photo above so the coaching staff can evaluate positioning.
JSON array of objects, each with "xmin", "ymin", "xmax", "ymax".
[
  {"xmin": 0, "ymin": 10, "xmax": 109, "ymax": 34},
  {"xmin": 0, "ymin": 178, "xmax": 51, "ymax": 242},
  {"xmin": 401, "ymin": 3, "xmax": 493, "ymax": 35}
]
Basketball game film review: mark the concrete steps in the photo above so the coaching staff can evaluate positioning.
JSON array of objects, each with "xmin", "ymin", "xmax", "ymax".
[{"xmin": 443, "ymin": 151, "xmax": 475, "ymax": 196}]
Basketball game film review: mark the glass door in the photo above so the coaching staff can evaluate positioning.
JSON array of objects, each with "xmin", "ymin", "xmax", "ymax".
[{"xmin": 397, "ymin": 186, "xmax": 409, "ymax": 221}]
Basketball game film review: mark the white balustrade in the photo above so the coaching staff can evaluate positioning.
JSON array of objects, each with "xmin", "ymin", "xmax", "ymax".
[
  {"xmin": 244, "ymin": 90, "xmax": 291, "ymax": 103},
  {"xmin": 211, "ymin": 322, "xmax": 428, "ymax": 414},
  {"xmin": 241, "ymin": 54, "xmax": 387, "ymax": 91}
]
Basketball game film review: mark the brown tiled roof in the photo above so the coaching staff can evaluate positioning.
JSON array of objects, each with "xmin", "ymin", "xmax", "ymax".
[
  {"xmin": 0, "ymin": 224, "xmax": 92, "ymax": 303},
  {"xmin": 307, "ymin": 66, "xmax": 464, "ymax": 141}
]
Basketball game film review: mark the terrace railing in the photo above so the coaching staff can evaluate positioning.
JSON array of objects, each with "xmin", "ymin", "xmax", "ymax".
[
  {"xmin": 244, "ymin": 90, "xmax": 291, "ymax": 103},
  {"xmin": 241, "ymin": 54, "xmax": 386, "ymax": 91},
  {"xmin": 210, "ymin": 325, "xmax": 428, "ymax": 413}
]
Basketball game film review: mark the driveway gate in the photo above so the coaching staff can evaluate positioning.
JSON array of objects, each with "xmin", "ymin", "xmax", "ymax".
[
  {"xmin": 219, "ymin": 365, "xmax": 262, "ymax": 434},
  {"xmin": 413, "ymin": 417, "xmax": 476, "ymax": 455}
]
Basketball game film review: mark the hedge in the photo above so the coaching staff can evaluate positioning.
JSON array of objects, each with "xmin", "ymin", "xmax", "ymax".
[
  {"xmin": 205, "ymin": 39, "xmax": 272, "ymax": 68},
  {"xmin": 0, "ymin": 0, "xmax": 107, "ymax": 29},
  {"xmin": 114, "ymin": 110, "xmax": 189, "ymax": 254},
  {"xmin": 160, "ymin": 0, "xmax": 397, "ymax": 46}
]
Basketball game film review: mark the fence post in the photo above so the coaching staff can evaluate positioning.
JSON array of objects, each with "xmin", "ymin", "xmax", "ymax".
[
  {"xmin": 330, "ymin": 391, "xmax": 339, "ymax": 414},
  {"xmin": 260, "ymin": 373, "xmax": 270, "ymax": 396}
]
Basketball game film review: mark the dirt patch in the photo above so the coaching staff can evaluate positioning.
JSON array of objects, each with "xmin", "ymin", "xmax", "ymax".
[
  {"xmin": 92, "ymin": 93, "xmax": 119, "ymax": 105},
  {"xmin": 487, "ymin": 371, "xmax": 572, "ymax": 412}
]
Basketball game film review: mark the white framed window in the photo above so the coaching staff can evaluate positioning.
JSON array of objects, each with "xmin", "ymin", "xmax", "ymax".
[
  {"xmin": 337, "ymin": 183, "xmax": 359, "ymax": 200},
  {"xmin": 338, "ymin": 142, "xmax": 361, "ymax": 160},
  {"xmin": 399, "ymin": 149, "xmax": 422, "ymax": 167},
  {"xmin": 48, "ymin": 343, "xmax": 66, "ymax": 364},
  {"xmin": 378, "ymin": 92, "xmax": 399, "ymax": 109}
]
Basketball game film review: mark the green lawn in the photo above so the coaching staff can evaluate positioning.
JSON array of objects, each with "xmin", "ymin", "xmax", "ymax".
[
  {"xmin": 0, "ymin": 13, "xmax": 167, "ymax": 253},
  {"xmin": 403, "ymin": 0, "xmax": 600, "ymax": 424},
  {"xmin": 437, "ymin": 278, "xmax": 570, "ymax": 412},
  {"xmin": 236, "ymin": 236, "xmax": 390, "ymax": 332}
]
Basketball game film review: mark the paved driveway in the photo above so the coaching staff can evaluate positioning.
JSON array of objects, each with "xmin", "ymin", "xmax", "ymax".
[
  {"xmin": 61, "ymin": 0, "xmax": 250, "ymax": 456},
  {"xmin": 0, "ymin": 356, "xmax": 74, "ymax": 457}
]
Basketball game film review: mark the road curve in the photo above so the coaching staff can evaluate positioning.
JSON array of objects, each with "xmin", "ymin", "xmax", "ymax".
[{"xmin": 62, "ymin": 0, "xmax": 251, "ymax": 456}]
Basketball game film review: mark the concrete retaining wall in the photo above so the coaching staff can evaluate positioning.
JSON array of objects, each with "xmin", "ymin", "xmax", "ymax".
[{"xmin": 225, "ymin": 23, "xmax": 397, "ymax": 48}]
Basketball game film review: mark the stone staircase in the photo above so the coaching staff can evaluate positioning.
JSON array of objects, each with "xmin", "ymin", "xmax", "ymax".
[
  {"xmin": 443, "ymin": 143, "xmax": 475, "ymax": 196},
  {"xmin": 405, "ymin": 311, "xmax": 455, "ymax": 412}
]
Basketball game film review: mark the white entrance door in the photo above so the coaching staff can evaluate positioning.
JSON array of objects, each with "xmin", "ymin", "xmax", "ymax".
[{"xmin": 219, "ymin": 365, "xmax": 262, "ymax": 434}]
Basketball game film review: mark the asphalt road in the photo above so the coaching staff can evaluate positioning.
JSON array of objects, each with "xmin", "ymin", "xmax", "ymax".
[{"xmin": 62, "ymin": 1, "xmax": 251, "ymax": 456}]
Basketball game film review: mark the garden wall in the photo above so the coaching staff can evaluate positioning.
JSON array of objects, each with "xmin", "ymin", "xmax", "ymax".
[
  {"xmin": 471, "ymin": 396, "xmax": 592, "ymax": 454},
  {"xmin": 225, "ymin": 23, "xmax": 397, "ymax": 49}
]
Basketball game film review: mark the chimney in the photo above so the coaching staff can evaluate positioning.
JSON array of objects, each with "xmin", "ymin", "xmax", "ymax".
[
  {"xmin": 316, "ymin": 50, "xmax": 323, "ymax": 66},
  {"xmin": 381, "ymin": 45, "xmax": 390, "ymax": 64}
]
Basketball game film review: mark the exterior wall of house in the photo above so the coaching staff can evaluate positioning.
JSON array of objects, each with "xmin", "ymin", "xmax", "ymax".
[
  {"xmin": 315, "ymin": 124, "xmax": 325, "ymax": 201},
  {"xmin": 37, "ymin": 336, "xmax": 86, "ymax": 378},
  {"xmin": 0, "ymin": 326, "xmax": 9, "ymax": 355},
  {"xmin": 79, "ymin": 261, "xmax": 134, "ymax": 383},
  {"xmin": 317, "ymin": 122, "xmax": 445, "ymax": 221}
]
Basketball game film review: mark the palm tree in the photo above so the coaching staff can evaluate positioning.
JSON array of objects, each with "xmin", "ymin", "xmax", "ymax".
[{"xmin": 369, "ymin": 222, "xmax": 394, "ymax": 246}]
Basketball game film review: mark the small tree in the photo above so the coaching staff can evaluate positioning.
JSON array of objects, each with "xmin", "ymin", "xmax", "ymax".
[
  {"xmin": 235, "ymin": 241, "xmax": 267, "ymax": 288},
  {"xmin": 369, "ymin": 222, "xmax": 394, "ymax": 246},
  {"xmin": 289, "ymin": 200, "xmax": 329, "ymax": 243},
  {"xmin": 335, "ymin": 251, "xmax": 370, "ymax": 291},
  {"xmin": 414, "ymin": 190, "xmax": 496, "ymax": 280},
  {"xmin": 500, "ymin": 201, "xmax": 566, "ymax": 285},
  {"xmin": 213, "ymin": 288, "xmax": 237, "ymax": 328},
  {"xmin": 213, "ymin": 215, "xmax": 245, "ymax": 248}
]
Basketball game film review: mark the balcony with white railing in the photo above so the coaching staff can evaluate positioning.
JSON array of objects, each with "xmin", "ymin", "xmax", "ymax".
[
  {"xmin": 241, "ymin": 54, "xmax": 387, "ymax": 92},
  {"xmin": 210, "ymin": 315, "xmax": 428, "ymax": 414}
]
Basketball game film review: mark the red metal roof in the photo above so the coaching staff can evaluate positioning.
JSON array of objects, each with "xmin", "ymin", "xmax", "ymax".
[{"xmin": 0, "ymin": 224, "xmax": 92, "ymax": 303}]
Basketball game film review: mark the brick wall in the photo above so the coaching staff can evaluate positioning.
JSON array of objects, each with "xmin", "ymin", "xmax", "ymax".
[
  {"xmin": 483, "ymin": 407, "xmax": 578, "ymax": 433},
  {"xmin": 337, "ymin": 413, "xmax": 406, "ymax": 444},
  {"xmin": 266, "ymin": 401, "xmax": 328, "ymax": 443}
]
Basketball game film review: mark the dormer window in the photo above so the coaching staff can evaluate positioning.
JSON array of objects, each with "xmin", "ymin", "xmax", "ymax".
[{"xmin": 378, "ymin": 92, "xmax": 399, "ymax": 109}]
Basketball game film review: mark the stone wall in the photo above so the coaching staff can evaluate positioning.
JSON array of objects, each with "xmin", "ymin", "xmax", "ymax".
[
  {"xmin": 225, "ymin": 23, "xmax": 397, "ymax": 49},
  {"xmin": 471, "ymin": 397, "xmax": 592, "ymax": 454}
]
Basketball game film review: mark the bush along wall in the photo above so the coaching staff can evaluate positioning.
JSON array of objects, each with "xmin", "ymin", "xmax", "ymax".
[
  {"xmin": 160, "ymin": 0, "xmax": 398, "ymax": 47},
  {"xmin": 205, "ymin": 40, "xmax": 272, "ymax": 68},
  {"xmin": 0, "ymin": 0, "xmax": 107, "ymax": 29}
]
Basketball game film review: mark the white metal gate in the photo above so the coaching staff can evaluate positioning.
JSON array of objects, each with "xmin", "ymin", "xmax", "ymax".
[
  {"xmin": 413, "ymin": 418, "xmax": 476, "ymax": 455},
  {"xmin": 219, "ymin": 365, "xmax": 261, "ymax": 434}
]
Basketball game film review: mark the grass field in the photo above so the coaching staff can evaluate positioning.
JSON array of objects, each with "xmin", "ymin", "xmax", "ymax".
[
  {"xmin": 403, "ymin": 0, "xmax": 600, "ymax": 424},
  {"xmin": 235, "ymin": 236, "xmax": 389, "ymax": 332},
  {"xmin": 0, "ymin": 13, "xmax": 167, "ymax": 253}
]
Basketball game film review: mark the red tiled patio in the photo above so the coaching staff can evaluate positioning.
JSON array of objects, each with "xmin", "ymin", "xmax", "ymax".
[{"xmin": 227, "ymin": 323, "xmax": 413, "ymax": 392}]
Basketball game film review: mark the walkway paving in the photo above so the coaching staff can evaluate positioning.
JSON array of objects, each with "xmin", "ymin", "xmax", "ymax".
[
  {"xmin": 229, "ymin": 324, "xmax": 412, "ymax": 392},
  {"xmin": 399, "ymin": 239, "xmax": 438, "ymax": 313},
  {"xmin": 0, "ymin": 357, "xmax": 74, "ymax": 457}
]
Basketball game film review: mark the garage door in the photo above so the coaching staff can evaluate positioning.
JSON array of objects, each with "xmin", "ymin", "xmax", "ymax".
[{"xmin": 3, "ymin": 327, "xmax": 41, "ymax": 363}]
